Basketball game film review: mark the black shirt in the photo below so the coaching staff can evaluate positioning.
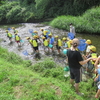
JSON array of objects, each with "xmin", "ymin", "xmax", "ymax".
[{"xmin": 67, "ymin": 50, "xmax": 83, "ymax": 69}]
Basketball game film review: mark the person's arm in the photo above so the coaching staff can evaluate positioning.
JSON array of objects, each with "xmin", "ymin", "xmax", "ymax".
[
  {"xmin": 94, "ymin": 56, "xmax": 100, "ymax": 69},
  {"xmin": 95, "ymin": 88, "xmax": 100, "ymax": 98},
  {"xmin": 94, "ymin": 74, "xmax": 99, "ymax": 82},
  {"xmin": 82, "ymin": 54, "xmax": 87, "ymax": 60},
  {"xmin": 79, "ymin": 57, "xmax": 92, "ymax": 65}
]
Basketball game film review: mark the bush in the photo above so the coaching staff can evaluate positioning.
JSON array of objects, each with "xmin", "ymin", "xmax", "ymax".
[
  {"xmin": 31, "ymin": 58, "xmax": 56, "ymax": 72},
  {"xmin": 6, "ymin": 5, "xmax": 22, "ymax": 23},
  {"xmin": 0, "ymin": 71, "xmax": 8, "ymax": 82},
  {"xmin": 0, "ymin": 47, "xmax": 24, "ymax": 65},
  {"xmin": 82, "ymin": 6, "xmax": 100, "ymax": 33},
  {"xmin": 23, "ymin": 60, "xmax": 32, "ymax": 67},
  {"xmin": 0, "ymin": 1, "xmax": 36, "ymax": 23},
  {"xmin": 1, "ymin": 0, "xmax": 100, "ymax": 23},
  {"xmin": 35, "ymin": 0, "xmax": 50, "ymax": 19},
  {"xmin": 6, "ymin": 5, "xmax": 35, "ymax": 23},
  {"xmin": 42, "ymin": 67, "xmax": 64, "ymax": 80},
  {"xmin": 0, "ymin": 2, "xmax": 18, "ymax": 22},
  {"xmin": 50, "ymin": 6, "xmax": 100, "ymax": 34}
]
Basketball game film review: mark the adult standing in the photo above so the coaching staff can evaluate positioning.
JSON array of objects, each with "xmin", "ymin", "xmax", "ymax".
[
  {"xmin": 66, "ymin": 38, "xmax": 92, "ymax": 95},
  {"xmin": 70, "ymin": 23, "xmax": 76, "ymax": 38}
]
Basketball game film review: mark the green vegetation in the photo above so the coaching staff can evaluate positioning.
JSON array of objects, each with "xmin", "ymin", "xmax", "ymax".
[
  {"xmin": 0, "ymin": 1, "xmax": 36, "ymax": 23},
  {"xmin": 50, "ymin": 6, "xmax": 100, "ymax": 34},
  {"xmin": 0, "ymin": 0, "xmax": 99, "ymax": 33},
  {"xmin": 0, "ymin": 46, "xmax": 97, "ymax": 100},
  {"xmin": 0, "ymin": 0, "xmax": 100, "ymax": 22},
  {"xmin": 0, "ymin": 0, "xmax": 6, "ymax": 5},
  {"xmin": 0, "ymin": 0, "xmax": 100, "ymax": 34}
]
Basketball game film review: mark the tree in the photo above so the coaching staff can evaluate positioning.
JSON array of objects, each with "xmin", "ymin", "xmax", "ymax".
[
  {"xmin": 19, "ymin": 0, "xmax": 36, "ymax": 5},
  {"xmin": 0, "ymin": 0, "xmax": 6, "ymax": 5}
]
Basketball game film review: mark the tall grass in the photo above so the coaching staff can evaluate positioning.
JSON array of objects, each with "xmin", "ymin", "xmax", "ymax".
[
  {"xmin": 50, "ymin": 6, "xmax": 100, "ymax": 34},
  {"xmin": 0, "ymin": 46, "xmax": 31, "ymax": 66}
]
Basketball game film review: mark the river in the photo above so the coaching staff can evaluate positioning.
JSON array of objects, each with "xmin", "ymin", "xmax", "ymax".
[{"xmin": 0, "ymin": 23, "xmax": 68, "ymax": 66}]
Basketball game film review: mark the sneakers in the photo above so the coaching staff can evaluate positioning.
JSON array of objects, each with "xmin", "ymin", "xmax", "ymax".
[{"xmin": 76, "ymin": 92, "xmax": 84, "ymax": 96}]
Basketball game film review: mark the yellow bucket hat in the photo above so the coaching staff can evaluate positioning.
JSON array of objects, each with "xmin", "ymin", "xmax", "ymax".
[
  {"xmin": 89, "ymin": 46, "xmax": 96, "ymax": 52},
  {"xmin": 86, "ymin": 39, "xmax": 92, "ymax": 44}
]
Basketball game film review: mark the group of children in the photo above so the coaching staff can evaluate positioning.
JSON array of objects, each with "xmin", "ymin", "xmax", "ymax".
[
  {"xmin": 76, "ymin": 39, "xmax": 100, "ymax": 99},
  {"xmin": 6, "ymin": 24, "xmax": 76, "ymax": 57},
  {"xmin": 6, "ymin": 27, "xmax": 21, "ymax": 46}
]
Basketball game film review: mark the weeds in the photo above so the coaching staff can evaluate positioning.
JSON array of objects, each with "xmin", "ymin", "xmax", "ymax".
[{"xmin": 0, "ymin": 46, "xmax": 97, "ymax": 100}]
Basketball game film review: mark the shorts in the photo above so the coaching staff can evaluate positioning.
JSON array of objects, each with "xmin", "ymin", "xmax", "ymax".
[
  {"xmin": 44, "ymin": 35, "xmax": 47, "ymax": 39},
  {"xmin": 70, "ymin": 68, "xmax": 81, "ymax": 83},
  {"xmin": 56, "ymin": 45, "xmax": 61, "ymax": 50},
  {"xmin": 8, "ymin": 37, "xmax": 12, "ymax": 40},
  {"xmin": 16, "ymin": 41, "xmax": 20, "ymax": 43},
  {"xmin": 33, "ymin": 47, "xmax": 38, "ymax": 51}
]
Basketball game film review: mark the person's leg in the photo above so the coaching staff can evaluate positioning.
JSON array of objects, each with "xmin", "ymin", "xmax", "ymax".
[
  {"xmin": 72, "ymin": 68, "xmax": 79, "ymax": 92},
  {"xmin": 70, "ymin": 79, "xmax": 74, "ymax": 86},
  {"xmin": 10, "ymin": 37, "xmax": 12, "ymax": 43},
  {"xmin": 56, "ymin": 46, "xmax": 60, "ymax": 54},
  {"xmin": 74, "ymin": 83, "xmax": 79, "ymax": 93},
  {"xmin": 51, "ymin": 47, "xmax": 54, "ymax": 52},
  {"xmin": 69, "ymin": 68, "xmax": 75, "ymax": 87}
]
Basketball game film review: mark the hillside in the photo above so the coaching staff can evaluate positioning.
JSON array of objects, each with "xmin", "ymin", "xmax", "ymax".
[{"xmin": 0, "ymin": 46, "xmax": 96, "ymax": 100}]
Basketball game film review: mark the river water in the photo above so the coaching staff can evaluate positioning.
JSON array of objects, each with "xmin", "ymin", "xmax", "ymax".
[{"xmin": 0, "ymin": 23, "xmax": 68, "ymax": 66}]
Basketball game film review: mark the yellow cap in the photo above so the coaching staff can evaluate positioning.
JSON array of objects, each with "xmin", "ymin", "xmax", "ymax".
[
  {"xmin": 26, "ymin": 37, "xmax": 30, "ymax": 40},
  {"xmin": 48, "ymin": 33, "xmax": 52, "ymax": 36},
  {"xmin": 44, "ymin": 30, "xmax": 48, "ymax": 34},
  {"xmin": 40, "ymin": 28, "xmax": 44, "ymax": 31},
  {"xmin": 12, "ymin": 27, "xmax": 15, "ymax": 29},
  {"xmin": 42, "ymin": 36, "xmax": 45, "ymax": 39},
  {"xmin": 34, "ymin": 31, "xmax": 38, "ymax": 33},
  {"xmin": 55, "ymin": 35, "xmax": 58, "ymax": 38},
  {"xmin": 6, "ymin": 30, "xmax": 8, "ymax": 32},
  {"xmin": 89, "ymin": 46, "xmax": 96, "ymax": 52},
  {"xmin": 36, "ymin": 35, "xmax": 39, "ymax": 38},
  {"xmin": 69, "ymin": 40, "xmax": 72, "ymax": 44},
  {"xmin": 86, "ymin": 39, "xmax": 92, "ymax": 44},
  {"xmin": 33, "ymin": 35, "xmax": 37, "ymax": 38},
  {"xmin": 15, "ymin": 33, "xmax": 18, "ymax": 35},
  {"xmin": 62, "ymin": 37, "xmax": 67, "ymax": 41}
]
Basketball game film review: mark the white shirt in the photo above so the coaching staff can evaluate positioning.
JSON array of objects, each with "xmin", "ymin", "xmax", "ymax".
[
  {"xmin": 98, "ymin": 84, "xmax": 100, "ymax": 89},
  {"xmin": 86, "ymin": 45, "xmax": 91, "ymax": 53},
  {"xmin": 70, "ymin": 25, "xmax": 76, "ymax": 35}
]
